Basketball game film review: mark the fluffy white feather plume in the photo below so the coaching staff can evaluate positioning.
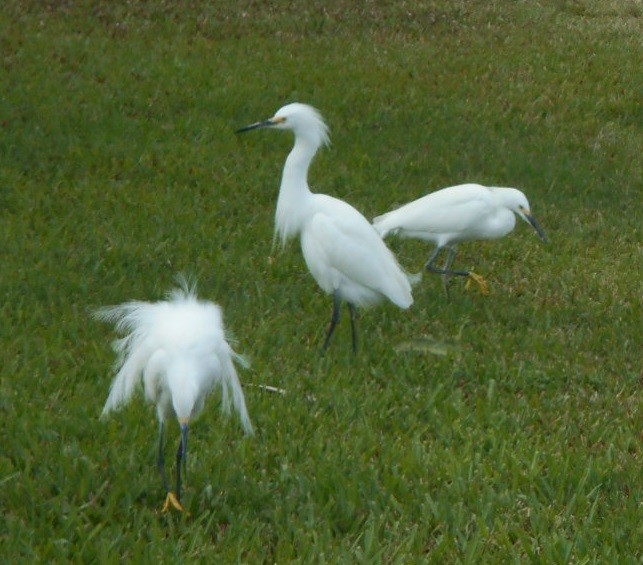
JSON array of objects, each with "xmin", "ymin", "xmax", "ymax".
[{"xmin": 96, "ymin": 279, "xmax": 253, "ymax": 435}]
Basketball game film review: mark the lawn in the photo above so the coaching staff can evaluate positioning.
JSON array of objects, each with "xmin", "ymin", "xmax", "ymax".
[{"xmin": 1, "ymin": 0, "xmax": 641, "ymax": 561}]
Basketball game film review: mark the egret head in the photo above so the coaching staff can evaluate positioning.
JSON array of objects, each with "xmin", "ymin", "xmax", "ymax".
[
  {"xmin": 505, "ymin": 189, "xmax": 548, "ymax": 243},
  {"xmin": 237, "ymin": 103, "xmax": 330, "ymax": 148}
]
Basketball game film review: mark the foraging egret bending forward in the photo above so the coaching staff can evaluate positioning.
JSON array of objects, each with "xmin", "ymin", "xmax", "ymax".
[
  {"xmin": 237, "ymin": 103, "xmax": 413, "ymax": 353},
  {"xmin": 373, "ymin": 184, "xmax": 547, "ymax": 296},
  {"xmin": 98, "ymin": 281, "xmax": 253, "ymax": 512}
]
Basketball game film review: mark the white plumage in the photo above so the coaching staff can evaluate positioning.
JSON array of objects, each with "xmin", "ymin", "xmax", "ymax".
[
  {"xmin": 237, "ymin": 103, "xmax": 413, "ymax": 352},
  {"xmin": 97, "ymin": 280, "xmax": 252, "ymax": 511},
  {"xmin": 373, "ymin": 183, "xmax": 547, "ymax": 295}
]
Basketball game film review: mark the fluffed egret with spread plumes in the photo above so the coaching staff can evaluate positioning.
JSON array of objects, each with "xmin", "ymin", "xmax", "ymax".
[
  {"xmin": 97, "ymin": 280, "xmax": 253, "ymax": 512},
  {"xmin": 373, "ymin": 183, "xmax": 547, "ymax": 296},
  {"xmin": 236, "ymin": 103, "xmax": 413, "ymax": 353}
]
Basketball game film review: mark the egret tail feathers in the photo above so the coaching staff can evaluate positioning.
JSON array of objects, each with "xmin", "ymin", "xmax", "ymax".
[
  {"xmin": 100, "ymin": 353, "xmax": 144, "ymax": 418},
  {"xmin": 406, "ymin": 270, "xmax": 423, "ymax": 287},
  {"xmin": 372, "ymin": 211, "xmax": 400, "ymax": 239},
  {"xmin": 95, "ymin": 303, "xmax": 152, "ymax": 418},
  {"xmin": 220, "ymin": 349, "xmax": 254, "ymax": 436},
  {"xmin": 382, "ymin": 251, "xmax": 414, "ymax": 309}
]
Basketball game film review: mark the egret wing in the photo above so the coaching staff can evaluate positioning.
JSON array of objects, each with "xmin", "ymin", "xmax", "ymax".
[
  {"xmin": 375, "ymin": 184, "xmax": 494, "ymax": 236},
  {"xmin": 305, "ymin": 196, "xmax": 412, "ymax": 307}
]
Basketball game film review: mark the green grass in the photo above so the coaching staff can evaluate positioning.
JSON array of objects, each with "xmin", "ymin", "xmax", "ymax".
[{"xmin": 1, "ymin": 0, "xmax": 641, "ymax": 561}]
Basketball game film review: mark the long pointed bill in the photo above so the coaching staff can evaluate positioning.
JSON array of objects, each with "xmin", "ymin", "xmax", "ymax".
[
  {"xmin": 235, "ymin": 118, "xmax": 276, "ymax": 134},
  {"xmin": 525, "ymin": 213, "xmax": 548, "ymax": 243},
  {"xmin": 236, "ymin": 115, "xmax": 286, "ymax": 134}
]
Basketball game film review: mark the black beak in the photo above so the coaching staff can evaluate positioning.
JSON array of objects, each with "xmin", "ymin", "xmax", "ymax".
[
  {"xmin": 525, "ymin": 213, "xmax": 548, "ymax": 243},
  {"xmin": 236, "ymin": 119, "xmax": 274, "ymax": 134}
]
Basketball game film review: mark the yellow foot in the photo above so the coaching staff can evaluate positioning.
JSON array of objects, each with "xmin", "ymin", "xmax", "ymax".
[
  {"xmin": 465, "ymin": 272, "xmax": 490, "ymax": 296},
  {"xmin": 162, "ymin": 491, "xmax": 185, "ymax": 513}
]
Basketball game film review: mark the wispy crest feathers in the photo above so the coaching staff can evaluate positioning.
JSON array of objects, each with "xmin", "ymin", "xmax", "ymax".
[{"xmin": 303, "ymin": 105, "xmax": 330, "ymax": 148}]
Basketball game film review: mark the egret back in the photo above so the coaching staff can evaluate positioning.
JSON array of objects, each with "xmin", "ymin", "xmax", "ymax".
[
  {"xmin": 373, "ymin": 184, "xmax": 499, "ymax": 245},
  {"xmin": 97, "ymin": 286, "xmax": 253, "ymax": 435}
]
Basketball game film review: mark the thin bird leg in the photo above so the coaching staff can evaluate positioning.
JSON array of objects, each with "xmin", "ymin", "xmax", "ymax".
[
  {"xmin": 441, "ymin": 246, "xmax": 458, "ymax": 298},
  {"xmin": 348, "ymin": 303, "xmax": 358, "ymax": 354},
  {"xmin": 424, "ymin": 246, "xmax": 443, "ymax": 273},
  {"xmin": 425, "ymin": 246, "xmax": 469, "ymax": 278},
  {"xmin": 322, "ymin": 291, "xmax": 342, "ymax": 353},
  {"xmin": 157, "ymin": 421, "xmax": 171, "ymax": 493},
  {"xmin": 161, "ymin": 423, "xmax": 187, "ymax": 513},
  {"xmin": 175, "ymin": 424, "xmax": 189, "ymax": 501}
]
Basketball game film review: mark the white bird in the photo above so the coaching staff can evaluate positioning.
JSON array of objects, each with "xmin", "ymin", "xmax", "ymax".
[
  {"xmin": 97, "ymin": 279, "xmax": 253, "ymax": 512},
  {"xmin": 373, "ymin": 183, "xmax": 547, "ymax": 296},
  {"xmin": 237, "ymin": 103, "xmax": 413, "ymax": 353}
]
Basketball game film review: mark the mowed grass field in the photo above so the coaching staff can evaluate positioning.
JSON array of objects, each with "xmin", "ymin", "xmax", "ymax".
[{"xmin": 1, "ymin": 0, "xmax": 641, "ymax": 561}]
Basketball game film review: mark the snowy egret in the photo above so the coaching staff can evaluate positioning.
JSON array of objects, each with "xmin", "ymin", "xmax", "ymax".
[
  {"xmin": 237, "ymin": 103, "xmax": 413, "ymax": 353},
  {"xmin": 97, "ymin": 279, "xmax": 253, "ymax": 512},
  {"xmin": 373, "ymin": 183, "xmax": 547, "ymax": 296}
]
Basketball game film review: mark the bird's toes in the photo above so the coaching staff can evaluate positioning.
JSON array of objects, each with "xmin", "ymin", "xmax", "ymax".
[
  {"xmin": 161, "ymin": 491, "xmax": 185, "ymax": 513},
  {"xmin": 465, "ymin": 272, "xmax": 490, "ymax": 296}
]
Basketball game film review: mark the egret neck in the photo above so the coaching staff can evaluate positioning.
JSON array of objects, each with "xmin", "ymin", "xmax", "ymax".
[{"xmin": 275, "ymin": 133, "xmax": 318, "ymax": 246}]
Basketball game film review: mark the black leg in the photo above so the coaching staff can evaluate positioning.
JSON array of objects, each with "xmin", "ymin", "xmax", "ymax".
[
  {"xmin": 426, "ymin": 245, "xmax": 469, "ymax": 278},
  {"xmin": 348, "ymin": 303, "xmax": 358, "ymax": 354},
  {"xmin": 175, "ymin": 424, "xmax": 189, "ymax": 501},
  {"xmin": 442, "ymin": 246, "xmax": 458, "ymax": 298},
  {"xmin": 157, "ymin": 421, "xmax": 171, "ymax": 493},
  {"xmin": 322, "ymin": 291, "xmax": 342, "ymax": 353},
  {"xmin": 424, "ymin": 246, "xmax": 443, "ymax": 273}
]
